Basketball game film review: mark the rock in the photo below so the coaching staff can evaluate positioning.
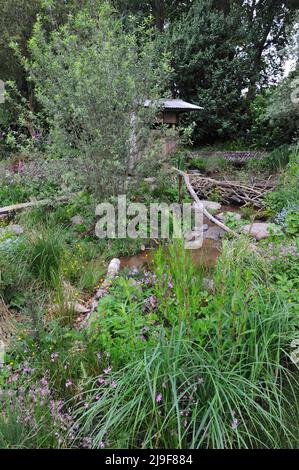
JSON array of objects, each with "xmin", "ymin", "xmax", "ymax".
[
  {"xmin": 204, "ymin": 227, "xmax": 225, "ymax": 241},
  {"xmin": 0, "ymin": 224, "xmax": 24, "ymax": 237},
  {"xmin": 184, "ymin": 224, "xmax": 209, "ymax": 242},
  {"xmin": 107, "ymin": 258, "xmax": 121, "ymax": 278},
  {"xmin": 185, "ymin": 238, "xmax": 203, "ymax": 250},
  {"xmin": 193, "ymin": 200, "xmax": 221, "ymax": 211},
  {"xmin": 71, "ymin": 215, "xmax": 84, "ymax": 225},
  {"xmin": 241, "ymin": 222, "xmax": 271, "ymax": 241},
  {"xmin": 216, "ymin": 212, "xmax": 241, "ymax": 223},
  {"xmin": 184, "ymin": 230, "xmax": 203, "ymax": 242},
  {"xmin": 194, "ymin": 224, "xmax": 209, "ymax": 232}
]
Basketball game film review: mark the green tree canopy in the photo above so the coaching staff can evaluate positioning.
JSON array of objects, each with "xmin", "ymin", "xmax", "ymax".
[{"xmin": 25, "ymin": 3, "xmax": 171, "ymax": 195}]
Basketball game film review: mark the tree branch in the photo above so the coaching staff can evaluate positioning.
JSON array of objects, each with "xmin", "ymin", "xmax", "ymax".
[{"xmin": 172, "ymin": 168, "xmax": 240, "ymax": 238}]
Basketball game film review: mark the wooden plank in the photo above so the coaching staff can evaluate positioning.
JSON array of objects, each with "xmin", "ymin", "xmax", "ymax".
[{"xmin": 0, "ymin": 199, "xmax": 48, "ymax": 215}]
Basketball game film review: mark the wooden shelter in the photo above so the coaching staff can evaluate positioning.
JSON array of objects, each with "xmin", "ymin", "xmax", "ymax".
[
  {"xmin": 144, "ymin": 98, "xmax": 203, "ymax": 126},
  {"xmin": 144, "ymin": 98, "xmax": 203, "ymax": 156}
]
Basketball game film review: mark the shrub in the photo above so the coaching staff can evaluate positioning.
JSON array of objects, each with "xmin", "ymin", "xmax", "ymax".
[
  {"xmin": 0, "ymin": 157, "xmax": 86, "ymax": 206},
  {"xmin": 246, "ymin": 145, "xmax": 290, "ymax": 174},
  {"xmin": 265, "ymin": 148, "xmax": 299, "ymax": 215},
  {"xmin": 0, "ymin": 183, "xmax": 31, "ymax": 206},
  {"xmin": 188, "ymin": 157, "xmax": 207, "ymax": 171},
  {"xmin": 25, "ymin": 4, "xmax": 171, "ymax": 198},
  {"xmin": 249, "ymin": 69, "xmax": 299, "ymax": 149},
  {"xmin": 188, "ymin": 155, "xmax": 231, "ymax": 174}
]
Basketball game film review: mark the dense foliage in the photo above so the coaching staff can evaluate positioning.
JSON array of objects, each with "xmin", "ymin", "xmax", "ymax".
[
  {"xmin": 0, "ymin": 0, "xmax": 298, "ymax": 148},
  {"xmin": 1, "ymin": 234, "xmax": 298, "ymax": 448},
  {"xmin": 0, "ymin": 0, "xmax": 298, "ymax": 452}
]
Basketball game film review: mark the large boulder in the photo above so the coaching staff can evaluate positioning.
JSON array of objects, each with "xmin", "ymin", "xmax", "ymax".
[
  {"xmin": 204, "ymin": 226, "xmax": 225, "ymax": 241},
  {"xmin": 241, "ymin": 222, "xmax": 271, "ymax": 241},
  {"xmin": 107, "ymin": 258, "xmax": 121, "ymax": 278},
  {"xmin": 195, "ymin": 224, "xmax": 209, "ymax": 232},
  {"xmin": 184, "ymin": 224, "xmax": 209, "ymax": 242}
]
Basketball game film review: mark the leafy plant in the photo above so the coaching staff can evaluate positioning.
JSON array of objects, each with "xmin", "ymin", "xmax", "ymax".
[
  {"xmin": 188, "ymin": 157, "xmax": 207, "ymax": 172},
  {"xmin": 265, "ymin": 149, "xmax": 299, "ymax": 215},
  {"xmin": 88, "ymin": 275, "xmax": 161, "ymax": 365},
  {"xmin": 285, "ymin": 210, "xmax": 299, "ymax": 237}
]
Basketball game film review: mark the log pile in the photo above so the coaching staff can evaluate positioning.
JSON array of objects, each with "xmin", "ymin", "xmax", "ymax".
[{"xmin": 189, "ymin": 175, "xmax": 276, "ymax": 208}]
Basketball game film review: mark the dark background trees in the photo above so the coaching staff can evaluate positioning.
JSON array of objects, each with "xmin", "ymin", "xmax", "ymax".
[{"xmin": 0, "ymin": 0, "xmax": 298, "ymax": 147}]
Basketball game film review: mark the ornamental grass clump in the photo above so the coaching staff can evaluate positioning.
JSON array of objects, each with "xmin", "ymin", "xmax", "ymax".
[
  {"xmin": 74, "ymin": 325, "xmax": 297, "ymax": 449},
  {"xmin": 26, "ymin": 225, "xmax": 65, "ymax": 287}
]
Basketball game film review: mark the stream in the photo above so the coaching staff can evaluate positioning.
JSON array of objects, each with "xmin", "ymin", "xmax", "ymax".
[{"xmin": 120, "ymin": 205, "xmax": 242, "ymax": 271}]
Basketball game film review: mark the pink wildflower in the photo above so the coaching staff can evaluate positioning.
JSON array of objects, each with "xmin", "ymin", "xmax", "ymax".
[{"xmin": 156, "ymin": 393, "xmax": 162, "ymax": 403}]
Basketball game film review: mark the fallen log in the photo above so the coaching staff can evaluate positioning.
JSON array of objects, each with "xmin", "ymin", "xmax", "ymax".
[
  {"xmin": 0, "ymin": 200, "xmax": 46, "ymax": 216},
  {"xmin": 0, "ymin": 193, "xmax": 78, "ymax": 216}
]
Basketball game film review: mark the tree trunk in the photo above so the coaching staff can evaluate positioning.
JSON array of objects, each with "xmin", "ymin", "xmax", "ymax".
[{"xmin": 151, "ymin": 0, "xmax": 165, "ymax": 31}]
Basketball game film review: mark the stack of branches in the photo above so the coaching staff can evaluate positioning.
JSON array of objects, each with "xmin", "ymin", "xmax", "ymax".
[{"xmin": 190, "ymin": 175, "xmax": 276, "ymax": 208}]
